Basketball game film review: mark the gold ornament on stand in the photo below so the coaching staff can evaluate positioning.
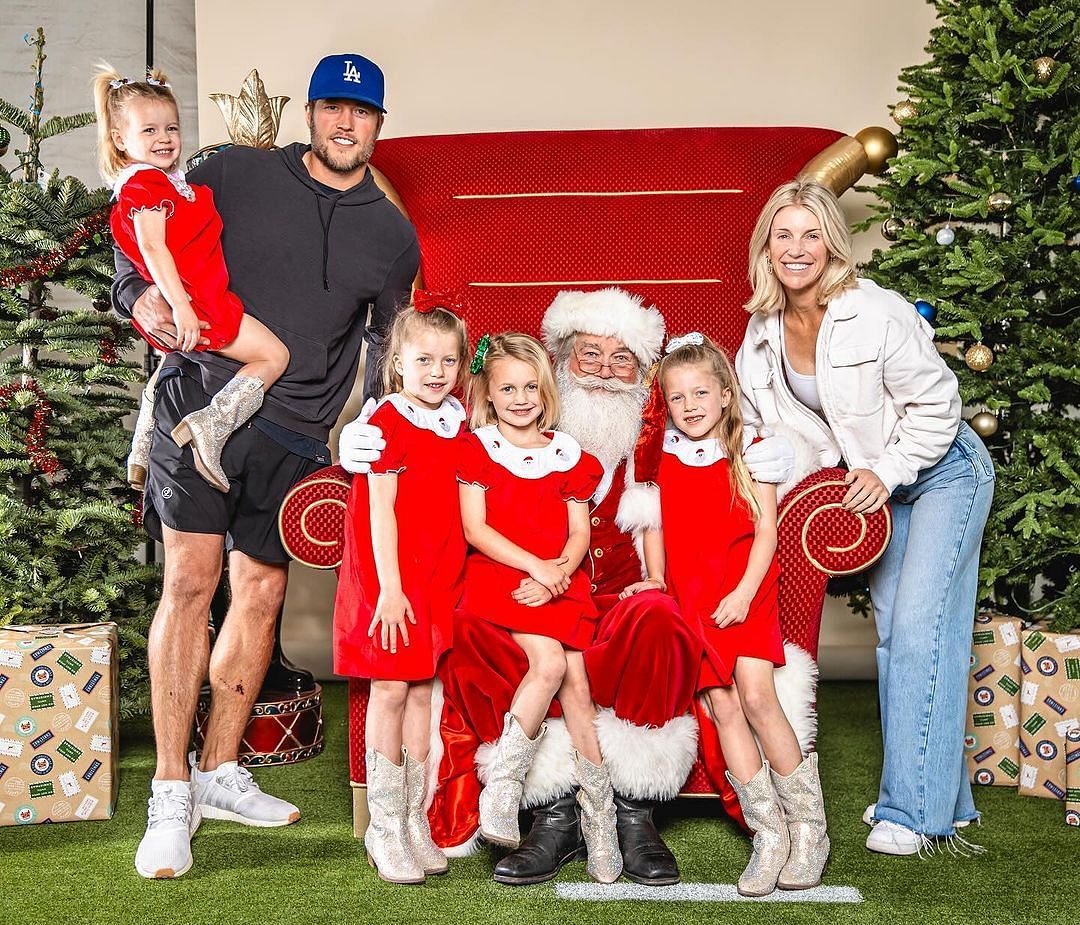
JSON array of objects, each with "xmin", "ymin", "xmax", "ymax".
[
  {"xmin": 964, "ymin": 342, "xmax": 994, "ymax": 371},
  {"xmin": 987, "ymin": 191, "xmax": 1013, "ymax": 213},
  {"xmin": 892, "ymin": 100, "xmax": 919, "ymax": 125},
  {"xmin": 1033, "ymin": 56, "xmax": 1058, "ymax": 84},
  {"xmin": 187, "ymin": 69, "xmax": 290, "ymax": 170},
  {"xmin": 970, "ymin": 411, "xmax": 999, "ymax": 438}
]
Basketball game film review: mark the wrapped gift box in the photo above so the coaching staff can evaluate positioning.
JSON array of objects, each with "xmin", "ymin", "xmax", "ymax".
[
  {"xmin": 0, "ymin": 623, "xmax": 119, "ymax": 826},
  {"xmin": 1018, "ymin": 628, "xmax": 1080, "ymax": 800},
  {"xmin": 965, "ymin": 613, "xmax": 1024, "ymax": 786},
  {"xmin": 1067, "ymin": 729, "xmax": 1080, "ymax": 826}
]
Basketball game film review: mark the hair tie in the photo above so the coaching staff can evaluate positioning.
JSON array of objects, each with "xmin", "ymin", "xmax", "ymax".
[
  {"xmin": 665, "ymin": 332, "xmax": 705, "ymax": 354},
  {"xmin": 469, "ymin": 334, "xmax": 491, "ymax": 374},
  {"xmin": 413, "ymin": 289, "xmax": 466, "ymax": 317},
  {"xmin": 108, "ymin": 78, "xmax": 135, "ymax": 90},
  {"xmin": 146, "ymin": 76, "xmax": 172, "ymax": 88}
]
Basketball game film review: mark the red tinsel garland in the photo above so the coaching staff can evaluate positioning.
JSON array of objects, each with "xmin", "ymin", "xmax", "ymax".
[
  {"xmin": 0, "ymin": 379, "xmax": 61, "ymax": 474},
  {"xmin": 0, "ymin": 209, "xmax": 110, "ymax": 289}
]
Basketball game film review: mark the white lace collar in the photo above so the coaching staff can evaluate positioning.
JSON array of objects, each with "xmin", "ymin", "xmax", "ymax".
[
  {"xmin": 381, "ymin": 393, "xmax": 465, "ymax": 439},
  {"xmin": 112, "ymin": 163, "xmax": 195, "ymax": 202},
  {"xmin": 662, "ymin": 427, "xmax": 728, "ymax": 467},
  {"xmin": 473, "ymin": 425, "xmax": 582, "ymax": 479}
]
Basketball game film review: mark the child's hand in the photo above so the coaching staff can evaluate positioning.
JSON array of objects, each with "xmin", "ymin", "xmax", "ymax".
[
  {"xmin": 619, "ymin": 578, "xmax": 666, "ymax": 600},
  {"xmin": 711, "ymin": 589, "xmax": 753, "ymax": 628},
  {"xmin": 530, "ymin": 557, "xmax": 570, "ymax": 597},
  {"xmin": 173, "ymin": 303, "xmax": 203, "ymax": 353},
  {"xmin": 367, "ymin": 588, "xmax": 416, "ymax": 654},
  {"xmin": 512, "ymin": 578, "xmax": 554, "ymax": 607}
]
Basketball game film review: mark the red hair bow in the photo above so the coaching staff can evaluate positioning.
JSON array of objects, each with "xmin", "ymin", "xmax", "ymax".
[{"xmin": 412, "ymin": 289, "xmax": 467, "ymax": 317}]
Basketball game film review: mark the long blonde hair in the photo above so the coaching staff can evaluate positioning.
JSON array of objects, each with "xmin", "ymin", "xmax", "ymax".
[
  {"xmin": 468, "ymin": 332, "xmax": 560, "ymax": 433},
  {"xmin": 382, "ymin": 304, "xmax": 470, "ymax": 395},
  {"xmin": 744, "ymin": 178, "xmax": 857, "ymax": 315},
  {"xmin": 93, "ymin": 62, "xmax": 179, "ymax": 182},
  {"xmin": 659, "ymin": 336, "xmax": 760, "ymax": 520}
]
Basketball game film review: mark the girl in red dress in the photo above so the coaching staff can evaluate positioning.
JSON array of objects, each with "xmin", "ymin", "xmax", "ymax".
[
  {"xmin": 94, "ymin": 67, "xmax": 289, "ymax": 492},
  {"xmin": 333, "ymin": 299, "xmax": 469, "ymax": 884},
  {"xmin": 621, "ymin": 334, "xmax": 828, "ymax": 896},
  {"xmin": 459, "ymin": 333, "xmax": 620, "ymax": 884}
]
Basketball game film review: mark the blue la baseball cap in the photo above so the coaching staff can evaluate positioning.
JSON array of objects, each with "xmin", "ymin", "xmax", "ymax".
[{"xmin": 308, "ymin": 54, "xmax": 387, "ymax": 113}]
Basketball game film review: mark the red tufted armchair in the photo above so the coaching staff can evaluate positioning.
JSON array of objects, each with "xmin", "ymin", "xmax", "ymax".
[{"xmin": 278, "ymin": 126, "xmax": 894, "ymax": 836}]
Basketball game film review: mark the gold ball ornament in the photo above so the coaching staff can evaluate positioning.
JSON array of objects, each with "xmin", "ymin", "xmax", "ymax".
[
  {"xmin": 1033, "ymin": 56, "xmax": 1058, "ymax": 84},
  {"xmin": 965, "ymin": 342, "xmax": 994, "ymax": 372},
  {"xmin": 970, "ymin": 411, "xmax": 999, "ymax": 438},
  {"xmin": 881, "ymin": 217, "xmax": 905, "ymax": 240},
  {"xmin": 892, "ymin": 100, "xmax": 918, "ymax": 125},
  {"xmin": 855, "ymin": 126, "xmax": 899, "ymax": 175},
  {"xmin": 987, "ymin": 191, "xmax": 1013, "ymax": 213}
]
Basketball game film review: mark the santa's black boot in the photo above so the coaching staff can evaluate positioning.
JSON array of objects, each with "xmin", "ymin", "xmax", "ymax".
[
  {"xmin": 615, "ymin": 793, "xmax": 680, "ymax": 885},
  {"xmin": 493, "ymin": 792, "xmax": 586, "ymax": 885}
]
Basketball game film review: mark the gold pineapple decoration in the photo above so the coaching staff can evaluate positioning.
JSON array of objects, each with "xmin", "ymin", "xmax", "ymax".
[{"xmin": 187, "ymin": 69, "xmax": 289, "ymax": 170}]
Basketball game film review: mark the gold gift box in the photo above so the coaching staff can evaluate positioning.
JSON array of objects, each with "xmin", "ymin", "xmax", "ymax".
[{"xmin": 0, "ymin": 623, "xmax": 119, "ymax": 826}]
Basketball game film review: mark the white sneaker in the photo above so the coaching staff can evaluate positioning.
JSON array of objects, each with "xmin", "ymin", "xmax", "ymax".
[
  {"xmin": 865, "ymin": 819, "xmax": 930, "ymax": 856},
  {"xmin": 191, "ymin": 755, "xmax": 300, "ymax": 827},
  {"xmin": 863, "ymin": 803, "xmax": 971, "ymax": 828},
  {"xmin": 134, "ymin": 780, "xmax": 202, "ymax": 878}
]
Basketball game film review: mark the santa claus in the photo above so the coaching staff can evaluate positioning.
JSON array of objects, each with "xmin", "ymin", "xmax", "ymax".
[{"xmin": 339, "ymin": 287, "xmax": 797, "ymax": 885}]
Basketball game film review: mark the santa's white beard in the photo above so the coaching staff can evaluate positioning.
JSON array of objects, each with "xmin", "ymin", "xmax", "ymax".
[{"xmin": 556, "ymin": 364, "xmax": 647, "ymax": 471}]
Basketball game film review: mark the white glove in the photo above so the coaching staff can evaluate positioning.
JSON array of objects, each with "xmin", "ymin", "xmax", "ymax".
[
  {"xmin": 743, "ymin": 427, "xmax": 795, "ymax": 484},
  {"xmin": 337, "ymin": 398, "xmax": 385, "ymax": 474}
]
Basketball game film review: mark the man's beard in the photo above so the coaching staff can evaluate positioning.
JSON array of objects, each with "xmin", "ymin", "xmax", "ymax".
[
  {"xmin": 556, "ymin": 362, "xmax": 648, "ymax": 470},
  {"xmin": 309, "ymin": 128, "xmax": 375, "ymax": 176}
]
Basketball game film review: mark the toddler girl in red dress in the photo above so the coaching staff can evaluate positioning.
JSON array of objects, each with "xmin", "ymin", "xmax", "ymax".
[
  {"xmin": 333, "ymin": 297, "xmax": 469, "ymax": 885},
  {"xmin": 94, "ymin": 66, "xmax": 289, "ymax": 492},
  {"xmin": 621, "ymin": 333, "xmax": 829, "ymax": 896},
  {"xmin": 457, "ymin": 332, "xmax": 620, "ymax": 884}
]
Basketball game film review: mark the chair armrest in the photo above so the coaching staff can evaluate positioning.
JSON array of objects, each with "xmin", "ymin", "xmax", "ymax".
[{"xmin": 278, "ymin": 465, "xmax": 353, "ymax": 569}]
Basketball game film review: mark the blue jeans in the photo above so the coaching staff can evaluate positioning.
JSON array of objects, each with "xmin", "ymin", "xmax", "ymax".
[{"xmin": 869, "ymin": 422, "xmax": 995, "ymax": 837}]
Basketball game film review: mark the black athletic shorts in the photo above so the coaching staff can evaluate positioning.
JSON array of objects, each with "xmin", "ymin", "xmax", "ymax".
[{"xmin": 143, "ymin": 371, "xmax": 323, "ymax": 563}]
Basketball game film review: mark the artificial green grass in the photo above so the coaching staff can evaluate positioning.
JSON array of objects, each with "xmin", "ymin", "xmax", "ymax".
[{"xmin": 0, "ymin": 682, "xmax": 1073, "ymax": 924}]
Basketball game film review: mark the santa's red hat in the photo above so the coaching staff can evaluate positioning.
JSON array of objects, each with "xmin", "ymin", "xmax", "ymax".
[{"xmin": 540, "ymin": 288, "xmax": 666, "ymax": 369}]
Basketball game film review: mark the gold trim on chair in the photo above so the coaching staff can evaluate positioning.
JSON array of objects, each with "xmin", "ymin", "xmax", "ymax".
[
  {"xmin": 468, "ymin": 278, "xmax": 723, "ymax": 287},
  {"xmin": 454, "ymin": 188, "xmax": 743, "ymax": 199}
]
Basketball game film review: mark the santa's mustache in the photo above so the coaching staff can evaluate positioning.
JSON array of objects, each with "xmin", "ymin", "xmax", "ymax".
[{"xmin": 568, "ymin": 371, "xmax": 642, "ymax": 393}]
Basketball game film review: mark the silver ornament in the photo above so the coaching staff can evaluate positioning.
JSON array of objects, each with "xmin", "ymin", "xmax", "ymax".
[{"xmin": 936, "ymin": 225, "xmax": 955, "ymax": 246}]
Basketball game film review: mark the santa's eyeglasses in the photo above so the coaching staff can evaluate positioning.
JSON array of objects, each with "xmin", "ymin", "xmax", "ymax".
[{"xmin": 573, "ymin": 346, "xmax": 638, "ymax": 375}]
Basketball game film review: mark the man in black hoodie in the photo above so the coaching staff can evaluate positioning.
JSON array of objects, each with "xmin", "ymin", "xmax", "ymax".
[{"xmin": 111, "ymin": 54, "xmax": 418, "ymax": 879}]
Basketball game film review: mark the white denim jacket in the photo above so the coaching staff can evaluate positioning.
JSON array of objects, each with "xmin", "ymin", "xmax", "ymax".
[{"xmin": 735, "ymin": 277, "xmax": 961, "ymax": 494}]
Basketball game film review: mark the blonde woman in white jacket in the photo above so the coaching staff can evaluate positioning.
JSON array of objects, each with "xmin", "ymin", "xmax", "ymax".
[{"xmin": 735, "ymin": 179, "xmax": 995, "ymax": 856}]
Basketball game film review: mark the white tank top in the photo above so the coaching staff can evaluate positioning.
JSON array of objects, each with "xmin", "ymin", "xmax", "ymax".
[{"xmin": 780, "ymin": 314, "xmax": 823, "ymax": 413}]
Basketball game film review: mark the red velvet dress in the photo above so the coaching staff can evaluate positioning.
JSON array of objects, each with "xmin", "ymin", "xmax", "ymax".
[
  {"xmin": 333, "ymin": 395, "xmax": 467, "ymax": 681},
  {"xmin": 657, "ymin": 429, "xmax": 784, "ymax": 691},
  {"xmin": 110, "ymin": 164, "xmax": 244, "ymax": 353},
  {"xmin": 457, "ymin": 427, "xmax": 603, "ymax": 650}
]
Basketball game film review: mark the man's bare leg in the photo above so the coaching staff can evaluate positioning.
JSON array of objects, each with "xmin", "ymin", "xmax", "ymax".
[
  {"xmin": 150, "ymin": 526, "xmax": 224, "ymax": 781},
  {"xmin": 199, "ymin": 549, "xmax": 287, "ymax": 771}
]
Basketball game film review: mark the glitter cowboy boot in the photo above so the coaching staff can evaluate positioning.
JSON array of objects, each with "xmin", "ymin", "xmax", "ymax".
[
  {"xmin": 127, "ymin": 364, "xmax": 162, "ymax": 491},
  {"xmin": 170, "ymin": 374, "xmax": 263, "ymax": 493},
  {"xmin": 574, "ymin": 752, "xmax": 622, "ymax": 884},
  {"xmin": 726, "ymin": 762, "xmax": 790, "ymax": 897},
  {"xmin": 771, "ymin": 752, "xmax": 830, "ymax": 890},
  {"xmin": 403, "ymin": 748, "xmax": 448, "ymax": 876},
  {"xmin": 479, "ymin": 713, "xmax": 545, "ymax": 849},
  {"xmin": 364, "ymin": 748, "xmax": 425, "ymax": 885}
]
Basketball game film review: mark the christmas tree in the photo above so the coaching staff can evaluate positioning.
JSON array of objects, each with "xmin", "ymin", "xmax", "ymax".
[
  {"xmin": 0, "ymin": 29, "xmax": 159, "ymax": 715},
  {"xmin": 858, "ymin": 1, "xmax": 1080, "ymax": 631}
]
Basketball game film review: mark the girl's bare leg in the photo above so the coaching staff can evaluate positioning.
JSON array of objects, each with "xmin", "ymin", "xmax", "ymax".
[{"xmin": 217, "ymin": 314, "xmax": 290, "ymax": 389}]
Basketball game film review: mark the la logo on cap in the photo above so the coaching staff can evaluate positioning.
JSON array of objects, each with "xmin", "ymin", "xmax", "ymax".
[{"xmin": 342, "ymin": 60, "xmax": 363, "ymax": 84}]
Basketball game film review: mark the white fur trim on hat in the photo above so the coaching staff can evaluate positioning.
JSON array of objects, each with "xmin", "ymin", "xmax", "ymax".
[
  {"xmin": 476, "ymin": 717, "xmax": 576, "ymax": 809},
  {"xmin": 594, "ymin": 709, "xmax": 698, "ymax": 801},
  {"xmin": 541, "ymin": 288, "xmax": 666, "ymax": 368},
  {"xmin": 614, "ymin": 454, "xmax": 661, "ymax": 534}
]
